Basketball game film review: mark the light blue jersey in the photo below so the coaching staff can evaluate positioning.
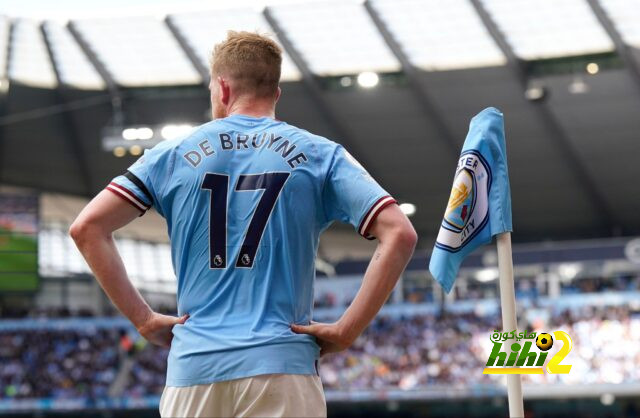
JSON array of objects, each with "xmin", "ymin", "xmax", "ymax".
[{"xmin": 107, "ymin": 114, "xmax": 396, "ymax": 387}]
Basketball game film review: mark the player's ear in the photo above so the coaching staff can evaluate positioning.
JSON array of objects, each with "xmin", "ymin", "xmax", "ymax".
[
  {"xmin": 218, "ymin": 76, "xmax": 231, "ymax": 105},
  {"xmin": 274, "ymin": 86, "xmax": 281, "ymax": 103}
]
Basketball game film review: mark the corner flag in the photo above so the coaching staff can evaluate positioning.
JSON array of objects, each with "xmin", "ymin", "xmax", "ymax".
[{"xmin": 429, "ymin": 107, "xmax": 512, "ymax": 293}]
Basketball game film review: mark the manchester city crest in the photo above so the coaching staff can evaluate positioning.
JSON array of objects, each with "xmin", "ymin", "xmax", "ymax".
[
  {"xmin": 444, "ymin": 169, "xmax": 475, "ymax": 230},
  {"xmin": 435, "ymin": 150, "xmax": 492, "ymax": 252}
]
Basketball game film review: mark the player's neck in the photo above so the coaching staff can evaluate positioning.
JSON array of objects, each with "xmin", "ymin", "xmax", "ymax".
[{"xmin": 227, "ymin": 100, "xmax": 276, "ymax": 119}]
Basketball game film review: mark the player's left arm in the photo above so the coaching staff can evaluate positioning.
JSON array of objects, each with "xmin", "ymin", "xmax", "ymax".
[
  {"xmin": 69, "ymin": 190, "xmax": 187, "ymax": 347},
  {"xmin": 292, "ymin": 203, "xmax": 416, "ymax": 356},
  {"xmin": 292, "ymin": 145, "xmax": 416, "ymax": 356}
]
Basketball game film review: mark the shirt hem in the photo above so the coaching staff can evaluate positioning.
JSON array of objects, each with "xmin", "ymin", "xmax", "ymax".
[{"xmin": 165, "ymin": 366, "xmax": 317, "ymax": 387}]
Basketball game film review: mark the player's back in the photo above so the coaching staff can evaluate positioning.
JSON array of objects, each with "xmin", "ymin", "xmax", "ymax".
[
  {"xmin": 114, "ymin": 113, "xmax": 393, "ymax": 387},
  {"xmin": 159, "ymin": 114, "xmax": 330, "ymax": 386}
]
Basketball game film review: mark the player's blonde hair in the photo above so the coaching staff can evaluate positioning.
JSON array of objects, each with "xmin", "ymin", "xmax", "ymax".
[{"xmin": 211, "ymin": 31, "xmax": 282, "ymax": 99}]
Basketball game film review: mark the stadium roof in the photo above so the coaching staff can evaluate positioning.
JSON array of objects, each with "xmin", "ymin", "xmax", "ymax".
[
  {"xmin": 1, "ymin": 0, "xmax": 638, "ymax": 88},
  {"xmin": 0, "ymin": 0, "xmax": 639, "ymax": 243}
]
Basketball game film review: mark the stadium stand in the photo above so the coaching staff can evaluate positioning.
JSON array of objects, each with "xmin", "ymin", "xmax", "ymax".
[{"xmin": 2, "ymin": 286, "xmax": 640, "ymax": 405}]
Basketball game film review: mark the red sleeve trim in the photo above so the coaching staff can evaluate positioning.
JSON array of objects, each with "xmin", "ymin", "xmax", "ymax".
[
  {"xmin": 107, "ymin": 182, "xmax": 150, "ymax": 208},
  {"xmin": 106, "ymin": 184, "xmax": 149, "ymax": 215},
  {"xmin": 358, "ymin": 196, "xmax": 397, "ymax": 240}
]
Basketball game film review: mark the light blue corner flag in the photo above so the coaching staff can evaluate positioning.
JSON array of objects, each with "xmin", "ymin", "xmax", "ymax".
[{"xmin": 429, "ymin": 107, "xmax": 512, "ymax": 293}]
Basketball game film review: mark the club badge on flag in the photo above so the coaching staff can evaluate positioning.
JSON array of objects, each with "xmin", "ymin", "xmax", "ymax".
[{"xmin": 429, "ymin": 107, "xmax": 512, "ymax": 293}]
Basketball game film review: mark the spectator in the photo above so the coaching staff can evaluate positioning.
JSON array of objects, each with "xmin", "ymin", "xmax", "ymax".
[{"xmin": 1, "ymin": 305, "xmax": 639, "ymax": 400}]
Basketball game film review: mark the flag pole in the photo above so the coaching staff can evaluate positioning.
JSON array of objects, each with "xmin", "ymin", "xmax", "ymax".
[{"xmin": 496, "ymin": 232, "xmax": 524, "ymax": 417}]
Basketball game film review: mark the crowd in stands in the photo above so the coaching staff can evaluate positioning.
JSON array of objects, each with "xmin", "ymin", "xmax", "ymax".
[
  {"xmin": 123, "ymin": 344, "xmax": 169, "ymax": 398},
  {"xmin": 319, "ymin": 305, "xmax": 640, "ymax": 389},
  {"xmin": 1, "ymin": 304, "xmax": 639, "ymax": 401},
  {"xmin": 560, "ymin": 275, "xmax": 640, "ymax": 294},
  {"xmin": 320, "ymin": 312, "xmax": 498, "ymax": 390},
  {"xmin": 0, "ymin": 328, "xmax": 119, "ymax": 399}
]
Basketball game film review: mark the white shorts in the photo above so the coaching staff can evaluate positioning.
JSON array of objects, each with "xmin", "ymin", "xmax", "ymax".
[{"xmin": 159, "ymin": 374, "xmax": 326, "ymax": 418}]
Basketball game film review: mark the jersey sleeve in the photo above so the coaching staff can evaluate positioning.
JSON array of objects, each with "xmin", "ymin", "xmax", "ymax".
[
  {"xmin": 105, "ymin": 141, "xmax": 176, "ymax": 217},
  {"xmin": 322, "ymin": 145, "xmax": 397, "ymax": 240}
]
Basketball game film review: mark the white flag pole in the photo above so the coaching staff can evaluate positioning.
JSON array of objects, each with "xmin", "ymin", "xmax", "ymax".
[{"xmin": 496, "ymin": 232, "xmax": 524, "ymax": 417}]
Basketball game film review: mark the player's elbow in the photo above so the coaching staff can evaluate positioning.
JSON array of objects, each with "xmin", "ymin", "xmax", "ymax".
[
  {"xmin": 371, "ymin": 206, "xmax": 418, "ymax": 253},
  {"xmin": 69, "ymin": 219, "xmax": 88, "ymax": 245},
  {"xmin": 394, "ymin": 223, "xmax": 418, "ymax": 254},
  {"xmin": 384, "ymin": 219, "xmax": 417, "ymax": 256},
  {"xmin": 69, "ymin": 218, "xmax": 100, "ymax": 247}
]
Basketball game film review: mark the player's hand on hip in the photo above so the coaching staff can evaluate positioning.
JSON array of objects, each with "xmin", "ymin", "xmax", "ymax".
[
  {"xmin": 291, "ymin": 321, "xmax": 353, "ymax": 357},
  {"xmin": 137, "ymin": 312, "xmax": 189, "ymax": 348}
]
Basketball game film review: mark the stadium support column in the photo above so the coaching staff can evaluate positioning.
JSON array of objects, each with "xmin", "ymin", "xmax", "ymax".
[
  {"xmin": 67, "ymin": 22, "xmax": 118, "ymax": 96},
  {"xmin": 68, "ymin": 21, "xmax": 125, "ymax": 132},
  {"xmin": 585, "ymin": 0, "xmax": 640, "ymax": 96},
  {"xmin": 469, "ymin": 0, "xmax": 616, "ymax": 233},
  {"xmin": 363, "ymin": 0, "xmax": 459, "ymax": 161},
  {"xmin": 41, "ymin": 23, "xmax": 94, "ymax": 196},
  {"xmin": 165, "ymin": 16, "xmax": 209, "ymax": 88},
  {"xmin": 262, "ymin": 7, "xmax": 373, "ymax": 173}
]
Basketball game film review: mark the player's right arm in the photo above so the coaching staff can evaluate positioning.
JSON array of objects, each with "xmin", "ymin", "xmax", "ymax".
[
  {"xmin": 70, "ymin": 140, "xmax": 184, "ymax": 347},
  {"xmin": 69, "ymin": 190, "xmax": 188, "ymax": 347},
  {"xmin": 292, "ymin": 203, "xmax": 416, "ymax": 356}
]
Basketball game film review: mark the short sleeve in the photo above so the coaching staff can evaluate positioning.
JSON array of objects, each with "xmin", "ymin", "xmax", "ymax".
[
  {"xmin": 322, "ymin": 146, "xmax": 397, "ymax": 240},
  {"xmin": 105, "ymin": 141, "xmax": 176, "ymax": 216}
]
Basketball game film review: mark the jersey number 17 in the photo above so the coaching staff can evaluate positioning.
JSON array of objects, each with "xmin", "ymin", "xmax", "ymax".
[{"xmin": 201, "ymin": 172, "xmax": 290, "ymax": 269}]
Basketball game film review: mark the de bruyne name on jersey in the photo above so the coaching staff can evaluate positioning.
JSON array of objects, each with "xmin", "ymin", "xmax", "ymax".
[{"xmin": 182, "ymin": 132, "xmax": 309, "ymax": 170}]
